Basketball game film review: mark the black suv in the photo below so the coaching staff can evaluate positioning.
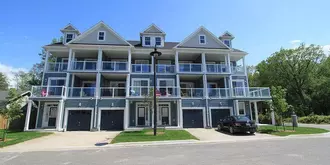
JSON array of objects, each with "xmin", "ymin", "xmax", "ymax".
[{"xmin": 218, "ymin": 116, "xmax": 257, "ymax": 134}]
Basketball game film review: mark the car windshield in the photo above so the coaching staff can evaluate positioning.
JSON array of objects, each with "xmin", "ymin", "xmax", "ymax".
[{"xmin": 233, "ymin": 116, "xmax": 250, "ymax": 121}]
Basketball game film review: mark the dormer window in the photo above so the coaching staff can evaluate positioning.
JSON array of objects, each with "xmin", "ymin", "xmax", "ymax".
[
  {"xmin": 145, "ymin": 37, "xmax": 151, "ymax": 46},
  {"xmin": 199, "ymin": 35, "xmax": 206, "ymax": 44},
  {"xmin": 224, "ymin": 40, "xmax": 231, "ymax": 47},
  {"xmin": 66, "ymin": 33, "xmax": 74, "ymax": 43},
  {"xmin": 155, "ymin": 37, "xmax": 161, "ymax": 46},
  {"xmin": 98, "ymin": 31, "xmax": 105, "ymax": 41}
]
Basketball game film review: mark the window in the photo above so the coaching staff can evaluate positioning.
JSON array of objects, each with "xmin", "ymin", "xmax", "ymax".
[
  {"xmin": 224, "ymin": 40, "xmax": 231, "ymax": 47},
  {"xmin": 199, "ymin": 35, "xmax": 206, "ymax": 44},
  {"xmin": 66, "ymin": 33, "xmax": 73, "ymax": 43},
  {"xmin": 145, "ymin": 37, "xmax": 151, "ymax": 45},
  {"xmin": 155, "ymin": 37, "xmax": 161, "ymax": 46},
  {"xmin": 98, "ymin": 31, "xmax": 105, "ymax": 41},
  {"xmin": 238, "ymin": 102, "xmax": 246, "ymax": 115}
]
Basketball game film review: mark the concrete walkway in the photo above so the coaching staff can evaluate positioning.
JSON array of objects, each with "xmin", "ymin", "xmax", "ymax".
[
  {"xmin": 294, "ymin": 123, "xmax": 330, "ymax": 131},
  {"xmin": 186, "ymin": 128, "xmax": 276, "ymax": 141},
  {"xmin": 1, "ymin": 131, "xmax": 120, "ymax": 152}
]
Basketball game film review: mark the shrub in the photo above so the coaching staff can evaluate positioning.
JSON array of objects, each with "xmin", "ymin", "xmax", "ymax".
[
  {"xmin": 298, "ymin": 115, "xmax": 330, "ymax": 124},
  {"xmin": 258, "ymin": 113, "xmax": 282, "ymax": 125}
]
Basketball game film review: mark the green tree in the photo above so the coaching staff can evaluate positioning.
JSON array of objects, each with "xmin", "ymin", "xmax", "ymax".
[
  {"xmin": 0, "ymin": 89, "xmax": 24, "ymax": 141},
  {"xmin": 14, "ymin": 71, "xmax": 32, "ymax": 92},
  {"xmin": 0, "ymin": 73, "xmax": 9, "ymax": 91},
  {"xmin": 270, "ymin": 86, "xmax": 290, "ymax": 131}
]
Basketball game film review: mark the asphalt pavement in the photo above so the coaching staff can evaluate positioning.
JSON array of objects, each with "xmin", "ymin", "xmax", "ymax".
[{"xmin": 0, "ymin": 136, "xmax": 329, "ymax": 165}]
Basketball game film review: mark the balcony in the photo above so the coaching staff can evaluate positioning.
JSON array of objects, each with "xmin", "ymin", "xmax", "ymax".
[
  {"xmin": 232, "ymin": 87, "xmax": 271, "ymax": 98},
  {"xmin": 100, "ymin": 87, "xmax": 126, "ymax": 97},
  {"xmin": 31, "ymin": 86, "xmax": 65, "ymax": 98},
  {"xmin": 71, "ymin": 61, "xmax": 98, "ymax": 71},
  {"xmin": 206, "ymin": 64, "xmax": 230, "ymax": 74},
  {"xmin": 132, "ymin": 64, "xmax": 151, "ymax": 73},
  {"xmin": 231, "ymin": 66, "xmax": 245, "ymax": 74},
  {"xmin": 181, "ymin": 88, "xmax": 204, "ymax": 98},
  {"xmin": 179, "ymin": 63, "xmax": 202, "ymax": 73},
  {"xmin": 129, "ymin": 86, "xmax": 178, "ymax": 97},
  {"xmin": 102, "ymin": 61, "xmax": 128, "ymax": 72},
  {"xmin": 68, "ymin": 87, "xmax": 96, "ymax": 97},
  {"xmin": 46, "ymin": 62, "xmax": 68, "ymax": 72},
  {"xmin": 156, "ymin": 64, "xmax": 175, "ymax": 73},
  {"xmin": 208, "ymin": 88, "xmax": 230, "ymax": 98}
]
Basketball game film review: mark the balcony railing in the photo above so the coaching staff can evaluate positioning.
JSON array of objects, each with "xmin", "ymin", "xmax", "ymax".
[
  {"xmin": 231, "ymin": 66, "xmax": 245, "ymax": 74},
  {"xmin": 157, "ymin": 86, "xmax": 178, "ymax": 97},
  {"xmin": 206, "ymin": 64, "xmax": 230, "ymax": 73},
  {"xmin": 100, "ymin": 87, "xmax": 126, "ymax": 97},
  {"xmin": 208, "ymin": 88, "xmax": 230, "ymax": 98},
  {"xmin": 156, "ymin": 64, "xmax": 175, "ymax": 73},
  {"xmin": 31, "ymin": 86, "xmax": 65, "ymax": 98},
  {"xmin": 102, "ymin": 61, "xmax": 128, "ymax": 71},
  {"xmin": 71, "ymin": 61, "xmax": 98, "ymax": 71},
  {"xmin": 232, "ymin": 87, "xmax": 271, "ymax": 98},
  {"xmin": 68, "ymin": 87, "xmax": 96, "ymax": 97},
  {"xmin": 129, "ymin": 86, "xmax": 150, "ymax": 97},
  {"xmin": 129, "ymin": 86, "xmax": 178, "ymax": 97},
  {"xmin": 132, "ymin": 64, "xmax": 151, "ymax": 73},
  {"xmin": 181, "ymin": 88, "xmax": 204, "ymax": 98},
  {"xmin": 46, "ymin": 62, "xmax": 68, "ymax": 72},
  {"xmin": 179, "ymin": 63, "xmax": 202, "ymax": 73}
]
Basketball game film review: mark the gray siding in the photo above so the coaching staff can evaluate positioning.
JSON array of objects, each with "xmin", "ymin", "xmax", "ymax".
[
  {"xmin": 182, "ymin": 99, "xmax": 206, "ymax": 107},
  {"xmin": 208, "ymin": 99, "xmax": 233, "ymax": 107},
  {"xmin": 98, "ymin": 99, "xmax": 125, "ymax": 107},
  {"xmin": 65, "ymin": 99, "xmax": 96, "ymax": 107},
  {"xmin": 43, "ymin": 73, "xmax": 67, "ymax": 85},
  {"xmin": 143, "ymin": 26, "xmax": 163, "ymax": 33},
  {"xmin": 179, "ymin": 29, "xmax": 227, "ymax": 49},
  {"xmin": 73, "ymin": 24, "xmax": 128, "ymax": 45}
]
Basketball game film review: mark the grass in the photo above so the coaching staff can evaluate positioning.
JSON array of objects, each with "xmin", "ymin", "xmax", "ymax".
[
  {"xmin": 0, "ymin": 130, "xmax": 53, "ymax": 148},
  {"xmin": 257, "ymin": 125, "xmax": 329, "ymax": 136},
  {"xmin": 111, "ymin": 129, "xmax": 198, "ymax": 144}
]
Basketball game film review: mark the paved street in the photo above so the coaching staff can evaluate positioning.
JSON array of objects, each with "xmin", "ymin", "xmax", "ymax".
[{"xmin": 1, "ymin": 136, "xmax": 330, "ymax": 165}]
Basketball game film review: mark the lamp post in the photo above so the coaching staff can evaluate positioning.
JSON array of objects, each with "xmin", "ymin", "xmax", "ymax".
[{"xmin": 150, "ymin": 45, "xmax": 162, "ymax": 136}]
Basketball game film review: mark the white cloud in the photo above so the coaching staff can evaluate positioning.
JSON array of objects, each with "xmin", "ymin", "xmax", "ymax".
[
  {"xmin": 290, "ymin": 40, "xmax": 301, "ymax": 44},
  {"xmin": 0, "ymin": 63, "xmax": 28, "ymax": 88},
  {"xmin": 322, "ymin": 45, "xmax": 330, "ymax": 55}
]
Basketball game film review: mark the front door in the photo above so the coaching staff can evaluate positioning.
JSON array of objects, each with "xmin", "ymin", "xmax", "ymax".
[
  {"xmin": 42, "ymin": 104, "xmax": 58, "ymax": 128},
  {"xmin": 137, "ymin": 105, "xmax": 149, "ymax": 126},
  {"xmin": 158, "ymin": 104, "xmax": 170, "ymax": 126}
]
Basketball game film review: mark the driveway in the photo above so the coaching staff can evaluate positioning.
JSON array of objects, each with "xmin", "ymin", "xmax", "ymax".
[
  {"xmin": 1, "ymin": 131, "xmax": 120, "ymax": 152},
  {"xmin": 186, "ymin": 128, "xmax": 276, "ymax": 142}
]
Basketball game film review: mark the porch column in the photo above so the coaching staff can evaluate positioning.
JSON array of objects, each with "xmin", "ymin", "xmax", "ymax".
[
  {"xmin": 234, "ymin": 100, "xmax": 239, "ymax": 115},
  {"xmin": 24, "ymin": 100, "xmax": 33, "ymax": 131},
  {"xmin": 249, "ymin": 101, "xmax": 253, "ymax": 120},
  {"xmin": 124, "ymin": 100, "xmax": 129, "ymax": 129},
  {"xmin": 176, "ymin": 75, "xmax": 180, "ymax": 97},
  {"xmin": 127, "ymin": 49, "xmax": 132, "ymax": 72},
  {"xmin": 56, "ymin": 100, "xmax": 64, "ymax": 131},
  {"xmin": 203, "ymin": 75, "xmax": 208, "ymax": 98},
  {"xmin": 253, "ymin": 101, "xmax": 259, "ymax": 124},
  {"xmin": 175, "ymin": 51, "xmax": 179, "ymax": 73},
  {"xmin": 201, "ymin": 52, "xmax": 206, "ymax": 73},
  {"xmin": 151, "ymin": 56, "xmax": 154, "ymax": 74},
  {"xmin": 126, "ymin": 74, "xmax": 131, "ymax": 97},
  {"xmin": 229, "ymin": 75, "xmax": 233, "ymax": 97},
  {"xmin": 41, "ymin": 51, "xmax": 50, "ymax": 86},
  {"xmin": 227, "ymin": 53, "xmax": 231, "ymax": 73},
  {"xmin": 97, "ymin": 48, "xmax": 102, "ymax": 71},
  {"xmin": 64, "ymin": 49, "xmax": 73, "ymax": 98},
  {"xmin": 243, "ymin": 56, "xmax": 246, "ymax": 75},
  {"xmin": 178, "ymin": 99, "xmax": 183, "ymax": 128}
]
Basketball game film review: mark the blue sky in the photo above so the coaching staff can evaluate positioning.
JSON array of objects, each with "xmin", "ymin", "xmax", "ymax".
[{"xmin": 0, "ymin": 0, "xmax": 329, "ymax": 74}]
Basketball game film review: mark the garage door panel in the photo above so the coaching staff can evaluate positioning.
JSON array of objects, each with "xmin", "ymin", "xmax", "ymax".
[
  {"xmin": 67, "ymin": 110, "xmax": 92, "ymax": 131},
  {"xmin": 101, "ymin": 110, "xmax": 124, "ymax": 131},
  {"xmin": 183, "ymin": 110, "xmax": 203, "ymax": 128},
  {"xmin": 211, "ymin": 109, "xmax": 230, "ymax": 127}
]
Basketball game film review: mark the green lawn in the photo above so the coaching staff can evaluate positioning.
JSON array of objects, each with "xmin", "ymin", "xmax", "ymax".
[
  {"xmin": 257, "ymin": 125, "xmax": 329, "ymax": 136},
  {"xmin": 0, "ymin": 130, "xmax": 53, "ymax": 148},
  {"xmin": 111, "ymin": 129, "xmax": 198, "ymax": 144}
]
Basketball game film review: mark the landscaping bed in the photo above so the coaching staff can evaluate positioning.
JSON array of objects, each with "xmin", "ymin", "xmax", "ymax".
[
  {"xmin": 257, "ymin": 125, "xmax": 329, "ymax": 136},
  {"xmin": 111, "ymin": 129, "xmax": 198, "ymax": 144},
  {"xmin": 0, "ymin": 130, "xmax": 52, "ymax": 148}
]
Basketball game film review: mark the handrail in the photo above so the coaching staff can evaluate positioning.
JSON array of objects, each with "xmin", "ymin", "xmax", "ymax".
[
  {"xmin": 102, "ymin": 61, "xmax": 128, "ymax": 71},
  {"xmin": 179, "ymin": 63, "xmax": 202, "ymax": 72},
  {"xmin": 100, "ymin": 87, "xmax": 126, "ymax": 97},
  {"xmin": 206, "ymin": 64, "xmax": 230, "ymax": 73}
]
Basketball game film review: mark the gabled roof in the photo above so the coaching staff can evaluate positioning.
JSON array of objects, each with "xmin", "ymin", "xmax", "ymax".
[
  {"xmin": 128, "ymin": 40, "xmax": 178, "ymax": 49},
  {"xmin": 60, "ymin": 23, "xmax": 80, "ymax": 34},
  {"xmin": 66, "ymin": 21, "xmax": 132, "ymax": 46},
  {"xmin": 175, "ymin": 26, "xmax": 231, "ymax": 50},
  {"xmin": 141, "ymin": 23, "xmax": 165, "ymax": 34},
  {"xmin": 220, "ymin": 31, "xmax": 235, "ymax": 39}
]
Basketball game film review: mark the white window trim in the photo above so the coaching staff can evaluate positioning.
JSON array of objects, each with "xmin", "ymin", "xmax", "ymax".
[
  {"xmin": 47, "ymin": 77, "xmax": 66, "ymax": 87},
  {"xmin": 135, "ymin": 103, "xmax": 150, "ymax": 126},
  {"xmin": 157, "ymin": 78, "xmax": 175, "ymax": 87},
  {"xmin": 157, "ymin": 102, "xmax": 171, "ymax": 126},
  {"xmin": 155, "ymin": 37, "xmax": 162, "ymax": 46},
  {"xmin": 65, "ymin": 33, "xmax": 74, "ymax": 43},
  {"xmin": 237, "ymin": 102, "xmax": 246, "ymax": 115},
  {"xmin": 144, "ymin": 36, "xmax": 151, "ymax": 46},
  {"xmin": 97, "ymin": 31, "xmax": 106, "ymax": 41},
  {"xmin": 131, "ymin": 78, "xmax": 150, "ymax": 87},
  {"xmin": 42, "ymin": 102, "xmax": 59, "ymax": 128},
  {"xmin": 223, "ymin": 39, "xmax": 231, "ymax": 47},
  {"xmin": 199, "ymin": 35, "xmax": 206, "ymax": 45}
]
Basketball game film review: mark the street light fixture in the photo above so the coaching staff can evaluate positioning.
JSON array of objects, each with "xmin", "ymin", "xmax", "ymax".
[{"xmin": 150, "ymin": 44, "xmax": 162, "ymax": 136}]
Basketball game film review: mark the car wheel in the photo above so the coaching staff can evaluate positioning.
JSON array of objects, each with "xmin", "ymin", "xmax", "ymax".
[
  {"xmin": 229, "ymin": 126, "xmax": 234, "ymax": 134},
  {"xmin": 250, "ymin": 131, "xmax": 255, "ymax": 135}
]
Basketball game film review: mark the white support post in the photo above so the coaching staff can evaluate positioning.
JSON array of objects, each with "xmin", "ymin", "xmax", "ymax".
[
  {"xmin": 229, "ymin": 75, "xmax": 233, "ymax": 97},
  {"xmin": 201, "ymin": 52, "xmax": 206, "ymax": 73},
  {"xmin": 249, "ymin": 101, "xmax": 253, "ymax": 120},
  {"xmin": 253, "ymin": 101, "xmax": 259, "ymax": 124},
  {"xmin": 56, "ymin": 100, "xmax": 64, "ymax": 131},
  {"xmin": 243, "ymin": 56, "xmax": 246, "ymax": 75},
  {"xmin": 235, "ymin": 100, "xmax": 239, "ymax": 115},
  {"xmin": 96, "ymin": 73, "xmax": 101, "ymax": 98},
  {"xmin": 97, "ymin": 48, "xmax": 102, "ymax": 71},
  {"xmin": 203, "ymin": 74, "xmax": 208, "ymax": 98},
  {"xmin": 124, "ymin": 100, "xmax": 129, "ymax": 129},
  {"xmin": 126, "ymin": 74, "xmax": 130, "ymax": 97},
  {"xmin": 64, "ymin": 49, "xmax": 73, "ymax": 98},
  {"xmin": 176, "ymin": 75, "xmax": 180, "ymax": 97},
  {"xmin": 178, "ymin": 99, "xmax": 183, "ymax": 128},
  {"xmin": 227, "ymin": 53, "xmax": 231, "ymax": 73},
  {"xmin": 175, "ymin": 51, "xmax": 179, "ymax": 73},
  {"xmin": 127, "ymin": 49, "xmax": 131, "ymax": 72},
  {"xmin": 151, "ymin": 56, "xmax": 154, "ymax": 74},
  {"xmin": 41, "ymin": 51, "xmax": 50, "ymax": 86},
  {"xmin": 24, "ymin": 100, "xmax": 33, "ymax": 131}
]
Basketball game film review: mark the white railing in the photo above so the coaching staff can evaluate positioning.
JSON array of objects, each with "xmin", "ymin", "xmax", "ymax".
[
  {"xmin": 46, "ymin": 62, "xmax": 68, "ymax": 72},
  {"xmin": 71, "ymin": 61, "xmax": 98, "ymax": 71},
  {"xmin": 180, "ymin": 88, "xmax": 204, "ymax": 98},
  {"xmin": 100, "ymin": 87, "xmax": 126, "ymax": 97},
  {"xmin": 31, "ymin": 86, "xmax": 66, "ymax": 97},
  {"xmin": 157, "ymin": 86, "xmax": 178, "ymax": 97},
  {"xmin": 231, "ymin": 66, "xmax": 245, "ymax": 74},
  {"xmin": 206, "ymin": 64, "xmax": 230, "ymax": 73},
  {"xmin": 68, "ymin": 87, "xmax": 96, "ymax": 97},
  {"xmin": 208, "ymin": 88, "xmax": 230, "ymax": 98},
  {"xmin": 129, "ymin": 86, "xmax": 178, "ymax": 97},
  {"xmin": 232, "ymin": 87, "xmax": 271, "ymax": 98},
  {"xmin": 129, "ymin": 86, "xmax": 150, "ymax": 97},
  {"xmin": 179, "ymin": 63, "xmax": 202, "ymax": 72},
  {"xmin": 132, "ymin": 64, "xmax": 152, "ymax": 73},
  {"xmin": 102, "ymin": 61, "xmax": 128, "ymax": 71},
  {"xmin": 156, "ymin": 64, "xmax": 175, "ymax": 73}
]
